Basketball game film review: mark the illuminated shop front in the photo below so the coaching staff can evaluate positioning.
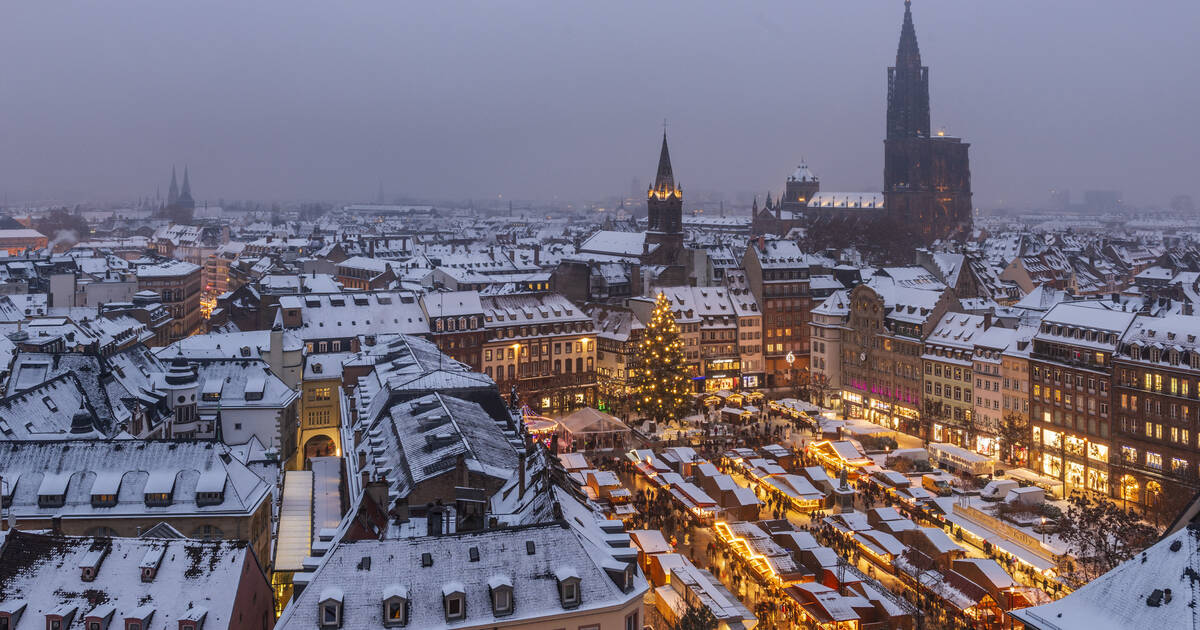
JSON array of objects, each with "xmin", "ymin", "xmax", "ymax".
[
  {"xmin": 974, "ymin": 435, "xmax": 999, "ymax": 458},
  {"xmin": 844, "ymin": 389, "xmax": 917, "ymax": 432},
  {"xmin": 703, "ymin": 358, "xmax": 741, "ymax": 393}
]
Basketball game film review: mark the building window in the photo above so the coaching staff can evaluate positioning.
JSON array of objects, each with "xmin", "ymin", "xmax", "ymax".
[
  {"xmin": 1147, "ymin": 452, "xmax": 1163, "ymax": 470},
  {"xmin": 320, "ymin": 602, "xmax": 339, "ymax": 628},
  {"xmin": 443, "ymin": 593, "xmax": 465, "ymax": 621},
  {"xmin": 383, "ymin": 595, "xmax": 407, "ymax": 627}
]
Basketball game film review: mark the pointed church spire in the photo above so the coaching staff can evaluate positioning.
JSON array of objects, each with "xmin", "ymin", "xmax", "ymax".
[
  {"xmin": 176, "ymin": 166, "xmax": 195, "ymax": 210},
  {"xmin": 887, "ymin": 0, "xmax": 931, "ymax": 139},
  {"xmin": 180, "ymin": 166, "xmax": 192, "ymax": 198},
  {"xmin": 897, "ymin": 0, "xmax": 921, "ymax": 69},
  {"xmin": 167, "ymin": 166, "xmax": 179, "ymax": 207},
  {"xmin": 654, "ymin": 131, "xmax": 675, "ymax": 192},
  {"xmin": 752, "ymin": 195, "xmax": 758, "ymax": 213}
]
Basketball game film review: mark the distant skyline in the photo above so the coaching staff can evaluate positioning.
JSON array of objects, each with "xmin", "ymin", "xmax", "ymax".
[{"xmin": 1, "ymin": 1, "xmax": 1196, "ymax": 208}]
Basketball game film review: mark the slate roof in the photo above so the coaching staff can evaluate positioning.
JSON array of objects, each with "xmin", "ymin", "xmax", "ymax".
[
  {"xmin": 358, "ymin": 392, "xmax": 518, "ymax": 501},
  {"xmin": 0, "ymin": 440, "xmax": 270, "ymax": 520},
  {"xmin": 276, "ymin": 523, "xmax": 645, "ymax": 630},
  {"xmin": 1011, "ymin": 525, "xmax": 1200, "ymax": 630},
  {"xmin": 0, "ymin": 531, "xmax": 256, "ymax": 630}
]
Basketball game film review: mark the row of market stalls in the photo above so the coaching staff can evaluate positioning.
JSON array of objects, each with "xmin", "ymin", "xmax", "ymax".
[
  {"xmin": 702, "ymin": 390, "xmax": 765, "ymax": 423},
  {"xmin": 626, "ymin": 445, "xmax": 918, "ymax": 628}
]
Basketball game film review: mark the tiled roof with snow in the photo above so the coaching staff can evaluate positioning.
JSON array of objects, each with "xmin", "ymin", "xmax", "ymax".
[
  {"xmin": 277, "ymin": 522, "xmax": 644, "ymax": 630},
  {"xmin": 0, "ymin": 532, "xmax": 253, "ymax": 630},
  {"xmin": 287, "ymin": 291, "xmax": 427, "ymax": 341},
  {"xmin": 135, "ymin": 258, "xmax": 200, "ymax": 279},
  {"xmin": 358, "ymin": 392, "xmax": 517, "ymax": 501},
  {"xmin": 578, "ymin": 230, "xmax": 649, "ymax": 257},
  {"xmin": 0, "ymin": 440, "xmax": 270, "ymax": 520},
  {"xmin": 1011, "ymin": 525, "xmax": 1200, "ymax": 630}
]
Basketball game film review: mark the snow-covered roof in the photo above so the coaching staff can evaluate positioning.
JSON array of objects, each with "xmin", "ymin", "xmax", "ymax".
[
  {"xmin": 578, "ymin": 230, "xmax": 649, "ymax": 257},
  {"xmin": 0, "ymin": 440, "xmax": 270, "ymax": 520},
  {"xmin": 1011, "ymin": 525, "xmax": 1200, "ymax": 630},
  {"xmin": 357, "ymin": 392, "xmax": 518, "ymax": 501},
  {"xmin": 135, "ymin": 258, "xmax": 200, "ymax": 279},
  {"xmin": 789, "ymin": 162, "xmax": 818, "ymax": 182},
  {"xmin": 275, "ymin": 522, "xmax": 645, "ymax": 630},
  {"xmin": 0, "ymin": 532, "xmax": 254, "ymax": 630},
  {"xmin": 806, "ymin": 192, "xmax": 884, "ymax": 210}
]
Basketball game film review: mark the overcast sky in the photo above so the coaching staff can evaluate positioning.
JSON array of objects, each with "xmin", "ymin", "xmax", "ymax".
[{"xmin": 1, "ymin": 1, "xmax": 1196, "ymax": 209}]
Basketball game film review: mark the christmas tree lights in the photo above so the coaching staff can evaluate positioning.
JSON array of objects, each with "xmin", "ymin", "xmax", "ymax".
[{"xmin": 630, "ymin": 292, "xmax": 690, "ymax": 425}]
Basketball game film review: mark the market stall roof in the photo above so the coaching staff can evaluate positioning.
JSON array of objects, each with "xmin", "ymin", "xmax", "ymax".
[{"xmin": 557, "ymin": 408, "xmax": 631, "ymax": 435}]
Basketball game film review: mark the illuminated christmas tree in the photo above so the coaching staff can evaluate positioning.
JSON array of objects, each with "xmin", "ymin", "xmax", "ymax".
[{"xmin": 630, "ymin": 292, "xmax": 691, "ymax": 425}]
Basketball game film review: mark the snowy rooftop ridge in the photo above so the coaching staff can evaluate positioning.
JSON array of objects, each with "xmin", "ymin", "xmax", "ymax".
[{"xmin": 1011, "ymin": 524, "xmax": 1200, "ymax": 630}]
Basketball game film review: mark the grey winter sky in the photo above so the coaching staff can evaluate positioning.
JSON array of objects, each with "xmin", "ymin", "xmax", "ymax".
[{"xmin": 1, "ymin": 1, "xmax": 1196, "ymax": 209}]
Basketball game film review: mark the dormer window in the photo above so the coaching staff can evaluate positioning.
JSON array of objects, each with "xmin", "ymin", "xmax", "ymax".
[
  {"xmin": 177, "ymin": 606, "xmax": 206, "ymax": 630},
  {"xmin": 124, "ymin": 607, "xmax": 153, "ymax": 630},
  {"xmin": 442, "ymin": 583, "xmax": 466, "ymax": 621},
  {"xmin": 144, "ymin": 492, "xmax": 172, "ymax": 507},
  {"xmin": 554, "ymin": 567, "xmax": 581, "ymax": 609},
  {"xmin": 1, "ymin": 603, "xmax": 26, "ymax": 630},
  {"xmin": 488, "ymin": 576, "xmax": 513, "ymax": 617},
  {"xmin": 382, "ymin": 585, "xmax": 408, "ymax": 627},
  {"xmin": 38, "ymin": 493, "xmax": 66, "ymax": 509},
  {"xmin": 319, "ymin": 589, "xmax": 343, "ymax": 629},
  {"xmin": 45, "ymin": 605, "xmax": 76, "ymax": 630}
]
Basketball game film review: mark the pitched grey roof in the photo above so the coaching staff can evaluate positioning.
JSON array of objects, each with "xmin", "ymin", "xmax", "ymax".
[
  {"xmin": 277, "ymin": 523, "xmax": 645, "ymax": 630},
  {"xmin": 0, "ymin": 440, "xmax": 270, "ymax": 520}
]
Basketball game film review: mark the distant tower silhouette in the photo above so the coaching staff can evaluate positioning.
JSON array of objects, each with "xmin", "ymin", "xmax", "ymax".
[
  {"xmin": 176, "ymin": 166, "xmax": 196, "ymax": 211},
  {"xmin": 886, "ymin": 0, "xmax": 930, "ymax": 140},
  {"xmin": 883, "ymin": 0, "xmax": 972, "ymax": 244},
  {"xmin": 782, "ymin": 161, "xmax": 819, "ymax": 212},
  {"xmin": 167, "ymin": 166, "xmax": 180, "ymax": 208}
]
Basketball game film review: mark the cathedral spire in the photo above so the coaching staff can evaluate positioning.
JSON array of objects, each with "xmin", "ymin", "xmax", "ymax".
[
  {"xmin": 180, "ymin": 166, "xmax": 192, "ymax": 199},
  {"xmin": 176, "ymin": 166, "xmax": 195, "ymax": 210},
  {"xmin": 897, "ymin": 0, "xmax": 922, "ymax": 70},
  {"xmin": 887, "ymin": 0, "xmax": 931, "ymax": 139},
  {"xmin": 167, "ymin": 166, "xmax": 179, "ymax": 207}
]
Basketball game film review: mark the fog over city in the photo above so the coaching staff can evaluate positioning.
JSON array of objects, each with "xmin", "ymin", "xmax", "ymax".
[{"xmin": 1, "ymin": 0, "xmax": 1196, "ymax": 208}]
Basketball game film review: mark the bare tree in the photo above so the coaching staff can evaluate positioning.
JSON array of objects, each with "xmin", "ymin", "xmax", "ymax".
[
  {"xmin": 997, "ymin": 411, "xmax": 1031, "ymax": 466},
  {"xmin": 1054, "ymin": 491, "xmax": 1158, "ymax": 588}
]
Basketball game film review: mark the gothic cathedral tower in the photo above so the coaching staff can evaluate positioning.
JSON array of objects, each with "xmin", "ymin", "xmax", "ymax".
[
  {"xmin": 645, "ymin": 132, "xmax": 683, "ymax": 262},
  {"xmin": 883, "ymin": 0, "xmax": 972, "ymax": 244}
]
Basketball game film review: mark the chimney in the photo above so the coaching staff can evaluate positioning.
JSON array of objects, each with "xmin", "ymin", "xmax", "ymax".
[{"xmin": 518, "ymin": 452, "xmax": 527, "ymax": 499}]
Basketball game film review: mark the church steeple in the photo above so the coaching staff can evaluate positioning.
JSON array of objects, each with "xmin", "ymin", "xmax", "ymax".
[
  {"xmin": 177, "ymin": 166, "xmax": 196, "ymax": 210},
  {"xmin": 887, "ymin": 0, "xmax": 931, "ymax": 139},
  {"xmin": 653, "ymin": 132, "xmax": 675, "ymax": 192},
  {"xmin": 645, "ymin": 129, "xmax": 682, "ymax": 239},
  {"xmin": 167, "ymin": 166, "xmax": 179, "ymax": 207}
]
